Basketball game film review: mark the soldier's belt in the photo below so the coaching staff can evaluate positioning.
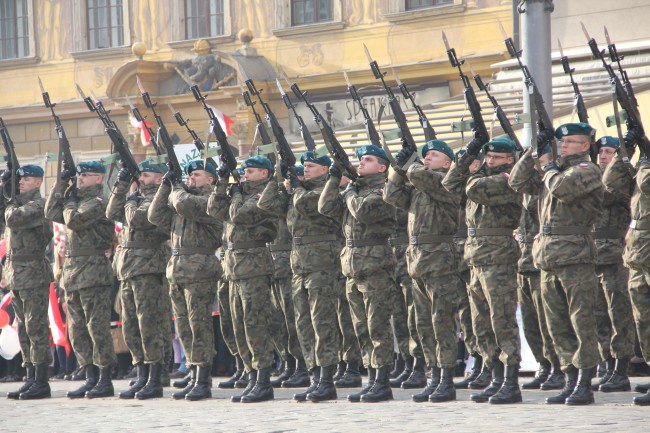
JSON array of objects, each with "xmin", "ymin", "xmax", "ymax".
[
  {"xmin": 171, "ymin": 247, "xmax": 216, "ymax": 256},
  {"xmin": 467, "ymin": 228, "xmax": 513, "ymax": 237},
  {"xmin": 516, "ymin": 233, "xmax": 535, "ymax": 243},
  {"xmin": 409, "ymin": 235, "xmax": 453, "ymax": 245},
  {"xmin": 226, "ymin": 241, "xmax": 267, "ymax": 250},
  {"xmin": 120, "ymin": 240, "xmax": 161, "ymax": 249},
  {"xmin": 629, "ymin": 219, "xmax": 650, "ymax": 230},
  {"xmin": 65, "ymin": 248, "xmax": 106, "ymax": 258},
  {"xmin": 345, "ymin": 238, "xmax": 387, "ymax": 248},
  {"xmin": 541, "ymin": 226, "xmax": 591, "ymax": 236},
  {"xmin": 591, "ymin": 229, "xmax": 627, "ymax": 239},
  {"xmin": 292, "ymin": 234, "xmax": 338, "ymax": 246},
  {"xmin": 267, "ymin": 243, "xmax": 292, "ymax": 252},
  {"xmin": 6, "ymin": 253, "xmax": 44, "ymax": 262},
  {"xmin": 388, "ymin": 236, "xmax": 409, "ymax": 247}
]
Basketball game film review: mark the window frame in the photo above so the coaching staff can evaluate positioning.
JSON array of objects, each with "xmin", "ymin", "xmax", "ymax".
[
  {"xmin": 0, "ymin": 0, "xmax": 36, "ymax": 66},
  {"xmin": 167, "ymin": 0, "xmax": 233, "ymax": 51},
  {"xmin": 273, "ymin": 0, "xmax": 343, "ymax": 37},
  {"xmin": 185, "ymin": 0, "xmax": 226, "ymax": 40},
  {"xmin": 70, "ymin": 0, "xmax": 131, "ymax": 59},
  {"xmin": 405, "ymin": 0, "xmax": 454, "ymax": 11},
  {"xmin": 291, "ymin": 0, "xmax": 334, "ymax": 26},
  {"xmin": 384, "ymin": 0, "xmax": 465, "ymax": 23}
]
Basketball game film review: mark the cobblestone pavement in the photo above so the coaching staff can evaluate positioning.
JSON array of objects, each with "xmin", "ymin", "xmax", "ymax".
[{"xmin": 1, "ymin": 376, "xmax": 647, "ymax": 432}]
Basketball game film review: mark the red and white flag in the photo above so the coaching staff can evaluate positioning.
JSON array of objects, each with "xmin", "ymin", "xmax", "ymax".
[
  {"xmin": 207, "ymin": 104, "xmax": 234, "ymax": 135},
  {"xmin": 48, "ymin": 283, "xmax": 71, "ymax": 355},
  {"xmin": 129, "ymin": 114, "xmax": 154, "ymax": 146}
]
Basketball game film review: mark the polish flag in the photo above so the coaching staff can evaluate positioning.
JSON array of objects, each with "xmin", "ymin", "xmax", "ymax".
[
  {"xmin": 0, "ymin": 292, "xmax": 10, "ymax": 311},
  {"xmin": 129, "ymin": 114, "xmax": 154, "ymax": 146},
  {"xmin": 48, "ymin": 283, "xmax": 71, "ymax": 355},
  {"xmin": 207, "ymin": 104, "xmax": 234, "ymax": 135}
]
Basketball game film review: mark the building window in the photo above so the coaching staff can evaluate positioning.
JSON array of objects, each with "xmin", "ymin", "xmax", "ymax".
[
  {"xmin": 0, "ymin": 0, "xmax": 29, "ymax": 60},
  {"xmin": 292, "ymin": 0, "xmax": 333, "ymax": 26},
  {"xmin": 406, "ymin": 0, "xmax": 453, "ymax": 10},
  {"xmin": 87, "ymin": 0, "xmax": 124, "ymax": 50},
  {"xmin": 186, "ymin": 0, "xmax": 225, "ymax": 39}
]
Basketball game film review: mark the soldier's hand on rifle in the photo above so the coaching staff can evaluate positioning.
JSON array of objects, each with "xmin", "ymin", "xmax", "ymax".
[
  {"xmin": 536, "ymin": 128, "xmax": 555, "ymax": 153},
  {"xmin": 466, "ymin": 138, "xmax": 484, "ymax": 156},
  {"xmin": 280, "ymin": 160, "xmax": 291, "ymax": 179},
  {"xmin": 229, "ymin": 183, "xmax": 242, "ymax": 197},
  {"xmin": 61, "ymin": 165, "xmax": 76, "ymax": 182},
  {"xmin": 161, "ymin": 170, "xmax": 176, "ymax": 186},
  {"xmin": 117, "ymin": 167, "xmax": 132, "ymax": 182},
  {"xmin": 287, "ymin": 170, "xmax": 301, "ymax": 189},
  {"xmin": 624, "ymin": 127, "xmax": 642, "ymax": 151},
  {"xmin": 217, "ymin": 165, "xmax": 231, "ymax": 181},
  {"xmin": 395, "ymin": 148, "xmax": 414, "ymax": 166},
  {"xmin": 0, "ymin": 169, "xmax": 12, "ymax": 183},
  {"xmin": 64, "ymin": 186, "xmax": 79, "ymax": 204},
  {"xmin": 328, "ymin": 163, "xmax": 342, "ymax": 180},
  {"xmin": 126, "ymin": 190, "xmax": 141, "ymax": 203}
]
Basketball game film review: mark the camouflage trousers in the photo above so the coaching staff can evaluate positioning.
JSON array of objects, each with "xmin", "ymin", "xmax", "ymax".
[
  {"xmin": 594, "ymin": 280, "xmax": 612, "ymax": 361},
  {"xmin": 120, "ymin": 273, "xmax": 165, "ymax": 365},
  {"xmin": 271, "ymin": 276, "xmax": 303, "ymax": 362},
  {"xmin": 595, "ymin": 263, "xmax": 635, "ymax": 360},
  {"xmin": 217, "ymin": 277, "xmax": 239, "ymax": 357},
  {"xmin": 628, "ymin": 267, "xmax": 650, "ymax": 364},
  {"xmin": 518, "ymin": 272, "xmax": 559, "ymax": 365},
  {"xmin": 293, "ymin": 270, "xmax": 341, "ymax": 369},
  {"xmin": 230, "ymin": 276, "xmax": 276, "ymax": 372},
  {"xmin": 412, "ymin": 273, "xmax": 459, "ymax": 369},
  {"xmin": 469, "ymin": 265, "xmax": 522, "ymax": 368},
  {"xmin": 346, "ymin": 269, "xmax": 395, "ymax": 369},
  {"xmin": 540, "ymin": 264, "xmax": 600, "ymax": 370},
  {"xmin": 336, "ymin": 274, "xmax": 362, "ymax": 363},
  {"xmin": 457, "ymin": 269, "xmax": 478, "ymax": 356},
  {"xmin": 392, "ymin": 255, "xmax": 423, "ymax": 360},
  {"xmin": 11, "ymin": 286, "xmax": 52, "ymax": 366},
  {"xmin": 160, "ymin": 277, "xmax": 173, "ymax": 369},
  {"xmin": 65, "ymin": 285, "xmax": 116, "ymax": 369},
  {"xmin": 169, "ymin": 281, "xmax": 216, "ymax": 367}
]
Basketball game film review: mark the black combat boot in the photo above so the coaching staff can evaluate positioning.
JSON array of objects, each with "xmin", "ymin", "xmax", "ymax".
[
  {"xmin": 281, "ymin": 358, "xmax": 310, "ymax": 388},
  {"xmin": 67, "ymin": 365, "xmax": 98, "ymax": 399},
  {"xmin": 293, "ymin": 368, "xmax": 320, "ymax": 402},
  {"xmin": 412, "ymin": 378, "xmax": 438, "ymax": 402},
  {"xmin": 7, "ymin": 363, "xmax": 34, "ymax": 400},
  {"xmin": 429, "ymin": 368, "xmax": 456, "ymax": 403},
  {"xmin": 172, "ymin": 366, "xmax": 196, "ymax": 400},
  {"xmin": 470, "ymin": 362, "xmax": 504, "ymax": 403},
  {"xmin": 389, "ymin": 357, "xmax": 413, "ymax": 388},
  {"xmin": 231, "ymin": 370, "xmax": 257, "ymax": 402},
  {"xmin": 118, "ymin": 363, "xmax": 149, "ymax": 399},
  {"xmin": 135, "ymin": 363, "xmax": 163, "ymax": 400},
  {"xmin": 455, "ymin": 354, "xmax": 482, "ymax": 389},
  {"xmin": 635, "ymin": 382, "xmax": 650, "ymax": 393},
  {"xmin": 241, "ymin": 368, "xmax": 274, "ymax": 403},
  {"xmin": 401, "ymin": 357, "xmax": 427, "ymax": 389},
  {"xmin": 19, "ymin": 364, "xmax": 51, "ymax": 400},
  {"xmin": 389, "ymin": 353, "xmax": 405, "ymax": 379},
  {"xmin": 599, "ymin": 358, "xmax": 631, "ymax": 392},
  {"xmin": 271, "ymin": 357, "xmax": 296, "ymax": 388},
  {"xmin": 468, "ymin": 363, "xmax": 492, "ymax": 390},
  {"xmin": 348, "ymin": 367, "xmax": 375, "ymax": 402},
  {"xmin": 185, "ymin": 366, "xmax": 212, "ymax": 401},
  {"xmin": 565, "ymin": 368, "xmax": 595, "ymax": 405},
  {"xmin": 333, "ymin": 360, "xmax": 346, "ymax": 382},
  {"xmin": 173, "ymin": 371, "xmax": 192, "ymax": 389},
  {"xmin": 540, "ymin": 360, "xmax": 565, "ymax": 390},
  {"xmin": 591, "ymin": 357, "xmax": 614, "ymax": 391},
  {"xmin": 219, "ymin": 355, "xmax": 245, "ymax": 389},
  {"xmin": 334, "ymin": 360, "xmax": 362, "ymax": 388},
  {"xmin": 86, "ymin": 366, "xmax": 114, "ymax": 399},
  {"xmin": 489, "ymin": 364, "xmax": 522, "ymax": 404},
  {"xmin": 361, "ymin": 366, "xmax": 393, "ymax": 402},
  {"xmin": 307, "ymin": 364, "xmax": 338, "ymax": 402},
  {"xmin": 633, "ymin": 390, "xmax": 650, "ymax": 406},
  {"xmin": 546, "ymin": 365, "xmax": 578, "ymax": 404},
  {"xmin": 522, "ymin": 359, "xmax": 551, "ymax": 390}
]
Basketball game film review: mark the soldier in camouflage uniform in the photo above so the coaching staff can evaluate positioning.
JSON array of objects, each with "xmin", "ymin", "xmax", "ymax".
[
  {"xmin": 384, "ymin": 140, "xmax": 460, "ymax": 403},
  {"xmin": 443, "ymin": 136, "xmax": 522, "ymax": 405},
  {"xmin": 510, "ymin": 123, "xmax": 603, "ymax": 406},
  {"xmin": 148, "ymin": 160, "xmax": 222, "ymax": 402},
  {"xmin": 44, "ymin": 161, "xmax": 117, "ymax": 399},
  {"xmin": 207, "ymin": 155, "xmax": 278, "ymax": 403},
  {"xmin": 106, "ymin": 161, "xmax": 170, "ymax": 400},
  {"xmin": 3, "ymin": 165, "xmax": 53, "ymax": 400},
  {"xmin": 319, "ymin": 145, "xmax": 396, "ymax": 403},
  {"xmin": 590, "ymin": 136, "xmax": 636, "ymax": 393}
]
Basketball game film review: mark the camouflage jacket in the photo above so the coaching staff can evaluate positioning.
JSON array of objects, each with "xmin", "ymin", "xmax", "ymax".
[
  {"xmin": 271, "ymin": 217, "xmax": 292, "ymax": 279},
  {"xmin": 45, "ymin": 183, "xmax": 114, "ymax": 291},
  {"xmin": 319, "ymin": 173, "xmax": 395, "ymax": 278},
  {"xmin": 384, "ymin": 164, "xmax": 459, "ymax": 278},
  {"xmin": 517, "ymin": 193, "xmax": 540, "ymax": 273},
  {"xmin": 443, "ymin": 152, "xmax": 520, "ymax": 266},
  {"xmin": 106, "ymin": 181, "xmax": 170, "ymax": 280},
  {"xmin": 2, "ymin": 188, "xmax": 53, "ymax": 291},
  {"xmin": 208, "ymin": 179, "xmax": 277, "ymax": 280},
  {"xmin": 148, "ymin": 183, "xmax": 221, "ymax": 284},
  {"xmin": 455, "ymin": 192, "xmax": 469, "ymax": 273}
]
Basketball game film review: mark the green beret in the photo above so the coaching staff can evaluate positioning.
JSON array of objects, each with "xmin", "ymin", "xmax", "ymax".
[
  {"xmin": 596, "ymin": 136, "xmax": 620, "ymax": 149},
  {"xmin": 295, "ymin": 165, "xmax": 304, "ymax": 177},
  {"xmin": 555, "ymin": 122, "xmax": 595, "ymax": 139},
  {"xmin": 77, "ymin": 161, "xmax": 106, "ymax": 174},
  {"xmin": 241, "ymin": 155, "xmax": 273, "ymax": 171},
  {"xmin": 456, "ymin": 148, "xmax": 484, "ymax": 161},
  {"xmin": 421, "ymin": 139, "xmax": 454, "ymax": 160},
  {"xmin": 139, "ymin": 160, "xmax": 167, "ymax": 174},
  {"xmin": 483, "ymin": 136, "xmax": 516, "ymax": 154},
  {"xmin": 236, "ymin": 167, "xmax": 245, "ymax": 176},
  {"xmin": 356, "ymin": 144, "xmax": 388, "ymax": 161},
  {"xmin": 16, "ymin": 164, "xmax": 44, "ymax": 178},
  {"xmin": 300, "ymin": 151, "xmax": 331, "ymax": 167},
  {"xmin": 185, "ymin": 159, "xmax": 217, "ymax": 178}
]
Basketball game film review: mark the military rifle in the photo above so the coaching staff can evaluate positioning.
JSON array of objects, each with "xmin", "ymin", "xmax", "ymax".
[
  {"xmin": 191, "ymin": 85, "xmax": 241, "ymax": 183},
  {"xmin": 275, "ymin": 77, "xmax": 316, "ymax": 151},
  {"xmin": 287, "ymin": 79, "xmax": 358, "ymax": 180},
  {"xmin": 168, "ymin": 102, "xmax": 218, "ymax": 169},
  {"xmin": 343, "ymin": 71, "xmax": 381, "ymax": 147},
  {"xmin": 0, "ymin": 117, "xmax": 20, "ymax": 201},
  {"xmin": 240, "ymin": 85, "xmax": 274, "ymax": 149},
  {"xmin": 392, "ymin": 68, "xmax": 437, "ymax": 143},
  {"xmin": 443, "ymin": 32, "xmax": 491, "ymax": 150}
]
